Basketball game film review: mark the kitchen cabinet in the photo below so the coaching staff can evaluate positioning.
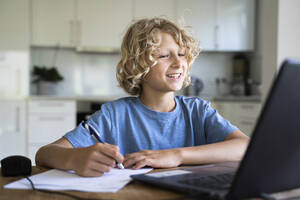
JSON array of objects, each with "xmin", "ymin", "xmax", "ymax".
[
  {"xmin": 0, "ymin": 52, "xmax": 29, "ymax": 98},
  {"xmin": 0, "ymin": 100, "xmax": 26, "ymax": 160},
  {"xmin": 76, "ymin": 0, "xmax": 133, "ymax": 51},
  {"xmin": 0, "ymin": 0, "xmax": 30, "ymax": 98},
  {"xmin": 175, "ymin": 0, "xmax": 255, "ymax": 51},
  {"xmin": 216, "ymin": 0, "xmax": 255, "ymax": 51},
  {"xmin": 31, "ymin": 0, "xmax": 77, "ymax": 47},
  {"xmin": 31, "ymin": 0, "xmax": 133, "ymax": 50},
  {"xmin": 134, "ymin": 0, "xmax": 175, "ymax": 20},
  {"xmin": 175, "ymin": 0, "xmax": 216, "ymax": 51},
  {"xmin": 30, "ymin": 0, "xmax": 254, "ymax": 51},
  {"xmin": 212, "ymin": 101, "xmax": 261, "ymax": 136},
  {"xmin": 0, "ymin": 0, "xmax": 29, "ymax": 159},
  {"xmin": 0, "ymin": 0, "xmax": 29, "ymax": 51},
  {"xmin": 28, "ymin": 100, "xmax": 76, "ymax": 163}
]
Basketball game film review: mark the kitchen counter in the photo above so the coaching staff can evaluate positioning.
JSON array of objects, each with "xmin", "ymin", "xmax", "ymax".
[
  {"xmin": 213, "ymin": 95, "xmax": 261, "ymax": 102},
  {"xmin": 29, "ymin": 95, "xmax": 129, "ymax": 102},
  {"xmin": 29, "ymin": 94, "xmax": 261, "ymax": 103}
]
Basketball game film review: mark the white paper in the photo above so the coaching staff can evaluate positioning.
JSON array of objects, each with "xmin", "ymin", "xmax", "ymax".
[
  {"xmin": 146, "ymin": 170, "xmax": 192, "ymax": 178},
  {"xmin": 4, "ymin": 168, "xmax": 152, "ymax": 193}
]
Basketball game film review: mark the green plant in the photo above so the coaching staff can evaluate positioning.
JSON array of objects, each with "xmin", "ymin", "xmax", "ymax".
[{"xmin": 32, "ymin": 66, "xmax": 64, "ymax": 83}]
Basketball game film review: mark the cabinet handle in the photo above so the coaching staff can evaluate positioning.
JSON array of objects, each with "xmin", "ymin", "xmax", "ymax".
[
  {"xmin": 240, "ymin": 105, "xmax": 255, "ymax": 109},
  {"xmin": 214, "ymin": 25, "xmax": 219, "ymax": 49},
  {"xmin": 38, "ymin": 102, "xmax": 65, "ymax": 107},
  {"xmin": 75, "ymin": 20, "xmax": 81, "ymax": 46},
  {"xmin": 15, "ymin": 106, "xmax": 20, "ymax": 133},
  {"xmin": 70, "ymin": 20, "xmax": 75, "ymax": 45},
  {"xmin": 240, "ymin": 120, "xmax": 254, "ymax": 126},
  {"xmin": 16, "ymin": 68, "xmax": 21, "ymax": 96},
  {"xmin": 39, "ymin": 117, "xmax": 64, "ymax": 121}
]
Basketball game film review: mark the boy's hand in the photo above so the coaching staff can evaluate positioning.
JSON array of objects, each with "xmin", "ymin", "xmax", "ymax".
[
  {"xmin": 123, "ymin": 149, "xmax": 182, "ymax": 169},
  {"xmin": 70, "ymin": 143, "xmax": 124, "ymax": 177}
]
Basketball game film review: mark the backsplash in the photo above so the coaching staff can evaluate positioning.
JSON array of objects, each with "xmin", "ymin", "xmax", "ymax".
[{"xmin": 30, "ymin": 47, "xmax": 240, "ymax": 97}]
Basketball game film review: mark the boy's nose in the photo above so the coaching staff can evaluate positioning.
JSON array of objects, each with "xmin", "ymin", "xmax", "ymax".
[{"xmin": 172, "ymin": 55, "xmax": 182, "ymax": 67}]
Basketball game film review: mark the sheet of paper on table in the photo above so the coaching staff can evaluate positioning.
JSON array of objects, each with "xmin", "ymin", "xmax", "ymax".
[{"xmin": 4, "ymin": 168, "xmax": 152, "ymax": 193}]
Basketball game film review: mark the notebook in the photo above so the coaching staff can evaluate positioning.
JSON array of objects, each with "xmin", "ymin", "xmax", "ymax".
[{"xmin": 131, "ymin": 58, "xmax": 300, "ymax": 200}]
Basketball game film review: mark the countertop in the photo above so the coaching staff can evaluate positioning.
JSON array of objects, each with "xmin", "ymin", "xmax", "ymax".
[
  {"xmin": 212, "ymin": 95, "xmax": 261, "ymax": 102},
  {"xmin": 29, "ymin": 94, "xmax": 261, "ymax": 103},
  {"xmin": 29, "ymin": 95, "xmax": 127, "ymax": 102}
]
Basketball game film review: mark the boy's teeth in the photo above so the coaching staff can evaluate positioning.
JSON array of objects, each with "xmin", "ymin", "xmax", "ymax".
[{"xmin": 167, "ymin": 73, "xmax": 180, "ymax": 78}]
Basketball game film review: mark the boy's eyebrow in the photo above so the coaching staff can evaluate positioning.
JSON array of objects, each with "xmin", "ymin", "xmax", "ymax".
[{"xmin": 158, "ymin": 47, "xmax": 185, "ymax": 52}]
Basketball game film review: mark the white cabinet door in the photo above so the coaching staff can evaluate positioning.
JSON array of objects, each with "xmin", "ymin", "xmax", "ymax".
[
  {"xmin": 134, "ymin": 0, "xmax": 175, "ymax": 20},
  {"xmin": 213, "ymin": 101, "xmax": 261, "ymax": 136},
  {"xmin": 0, "ymin": 100, "xmax": 26, "ymax": 159},
  {"xmin": 213, "ymin": 101, "xmax": 237, "ymax": 125},
  {"xmin": 77, "ymin": 0, "xmax": 133, "ymax": 50},
  {"xmin": 0, "ymin": 52, "xmax": 29, "ymax": 98},
  {"xmin": 0, "ymin": 0, "xmax": 29, "ymax": 51},
  {"xmin": 175, "ymin": 0, "xmax": 216, "ymax": 51},
  {"xmin": 216, "ymin": 0, "xmax": 255, "ymax": 51},
  {"xmin": 0, "ymin": 0, "xmax": 29, "ymax": 98},
  {"xmin": 28, "ymin": 100, "xmax": 76, "ymax": 163},
  {"xmin": 31, "ymin": 0, "xmax": 76, "ymax": 47},
  {"xmin": 175, "ymin": 0, "xmax": 255, "ymax": 51}
]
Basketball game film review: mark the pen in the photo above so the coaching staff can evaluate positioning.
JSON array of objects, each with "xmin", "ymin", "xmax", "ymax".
[{"xmin": 82, "ymin": 121, "xmax": 124, "ymax": 169}]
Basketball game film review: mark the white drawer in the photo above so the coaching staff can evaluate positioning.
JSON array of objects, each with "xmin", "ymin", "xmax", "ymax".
[
  {"xmin": 29, "ymin": 100, "xmax": 76, "ymax": 113},
  {"xmin": 236, "ymin": 103, "xmax": 261, "ymax": 118},
  {"xmin": 28, "ymin": 114, "xmax": 76, "ymax": 143}
]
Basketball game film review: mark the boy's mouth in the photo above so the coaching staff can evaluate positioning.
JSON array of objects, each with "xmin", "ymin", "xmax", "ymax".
[{"xmin": 166, "ymin": 73, "xmax": 182, "ymax": 79}]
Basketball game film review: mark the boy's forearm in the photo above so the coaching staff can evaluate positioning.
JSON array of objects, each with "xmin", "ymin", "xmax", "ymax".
[
  {"xmin": 177, "ymin": 137, "xmax": 249, "ymax": 165},
  {"xmin": 35, "ymin": 144, "xmax": 75, "ymax": 170}
]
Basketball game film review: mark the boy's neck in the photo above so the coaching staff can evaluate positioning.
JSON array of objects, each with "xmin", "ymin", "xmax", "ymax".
[{"xmin": 139, "ymin": 92, "xmax": 176, "ymax": 113}]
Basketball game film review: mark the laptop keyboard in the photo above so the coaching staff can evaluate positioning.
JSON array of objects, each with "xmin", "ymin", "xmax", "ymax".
[{"xmin": 178, "ymin": 173, "xmax": 235, "ymax": 190}]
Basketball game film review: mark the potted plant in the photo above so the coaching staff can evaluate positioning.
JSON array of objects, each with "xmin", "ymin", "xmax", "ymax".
[{"xmin": 32, "ymin": 66, "xmax": 64, "ymax": 95}]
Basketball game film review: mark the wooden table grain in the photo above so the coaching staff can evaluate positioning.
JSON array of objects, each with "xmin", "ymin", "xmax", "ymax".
[{"xmin": 2, "ymin": 164, "xmax": 300, "ymax": 200}]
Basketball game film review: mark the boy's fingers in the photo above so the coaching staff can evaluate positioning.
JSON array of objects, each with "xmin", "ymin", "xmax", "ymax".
[
  {"xmin": 132, "ymin": 158, "xmax": 151, "ymax": 170},
  {"xmin": 94, "ymin": 152, "xmax": 116, "ymax": 167},
  {"xmin": 90, "ymin": 161, "xmax": 112, "ymax": 173},
  {"xmin": 96, "ymin": 143, "xmax": 124, "ymax": 163},
  {"xmin": 123, "ymin": 155, "xmax": 145, "ymax": 168}
]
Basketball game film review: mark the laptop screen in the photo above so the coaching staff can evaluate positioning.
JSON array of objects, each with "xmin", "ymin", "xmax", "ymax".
[{"xmin": 228, "ymin": 59, "xmax": 300, "ymax": 199}]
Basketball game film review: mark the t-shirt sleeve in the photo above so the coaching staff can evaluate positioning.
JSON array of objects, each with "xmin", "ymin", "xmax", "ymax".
[
  {"xmin": 203, "ymin": 102, "xmax": 238, "ymax": 144},
  {"xmin": 63, "ymin": 105, "xmax": 112, "ymax": 148}
]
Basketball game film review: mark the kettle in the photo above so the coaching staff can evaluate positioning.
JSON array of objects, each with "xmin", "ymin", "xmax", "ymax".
[{"xmin": 184, "ymin": 76, "xmax": 204, "ymax": 96}]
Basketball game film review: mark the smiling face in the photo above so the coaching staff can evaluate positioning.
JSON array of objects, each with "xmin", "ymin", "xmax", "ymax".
[{"xmin": 141, "ymin": 32, "xmax": 188, "ymax": 96}]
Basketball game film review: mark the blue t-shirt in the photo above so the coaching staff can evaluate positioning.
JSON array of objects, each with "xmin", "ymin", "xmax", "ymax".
[{"xmin": 64, "ymin": 96, "xmax": 238, "ymax": 155}]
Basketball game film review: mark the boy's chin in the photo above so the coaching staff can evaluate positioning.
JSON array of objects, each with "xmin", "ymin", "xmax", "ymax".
[{"xmin": 170, "ymin": 87, "xmax": 183, "ymax": 92}]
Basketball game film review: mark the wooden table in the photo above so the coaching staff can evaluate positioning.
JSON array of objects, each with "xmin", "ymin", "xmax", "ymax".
[
  {"xmin": 2, "ymin": 165, "xmax": 300, "ymax": 200},
  {"xmin": 0, "ymin": 166, "xmax": 184, "ymax": 200}
]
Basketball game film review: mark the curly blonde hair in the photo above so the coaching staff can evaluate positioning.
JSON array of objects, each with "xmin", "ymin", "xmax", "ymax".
[{"xmin": 116, "ymin": 17, "xmax": 201, "ymax": 96}]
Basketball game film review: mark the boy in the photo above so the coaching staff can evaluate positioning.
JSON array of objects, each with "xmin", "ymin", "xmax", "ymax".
[{"xmin": 36, "ymin": 17, "xmax": 249, "ymax": 177}]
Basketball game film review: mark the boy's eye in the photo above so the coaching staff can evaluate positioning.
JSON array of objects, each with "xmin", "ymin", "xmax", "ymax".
[
  {"xmin": 159, "ymin": 55, "xmax": 169, "ymax": 58},
  {"xmin": 178, "ymin": 53, "xmax": 185, "ymax": 57}
]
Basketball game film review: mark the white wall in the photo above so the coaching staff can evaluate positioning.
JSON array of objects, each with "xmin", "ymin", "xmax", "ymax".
[
  {"xmin": 30, "ymin": 47, "xmax": 125, "ymax": 97},
  {"xmin": 261, "ymin": 0, "xmax": 279, "ymax": 100},
  {"xmin": 277, "ymin": 0, "xmax": 300, "ymax": 65},
  {"xmin": 191, "ymin": 52, "xmax": 234, "ymax": 97},
  {"xmin": 30, "ymin": 47, "xmax": 235, "ymax": 97},
  {"xmin": 260, "ymin": 0, "xmax": 300, "ymax": 101}
]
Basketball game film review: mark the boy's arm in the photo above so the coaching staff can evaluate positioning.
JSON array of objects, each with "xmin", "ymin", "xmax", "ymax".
[
  {"xmin": 123, "ymin": 130, "xmax": 249, "ymax": 169},
  {"xmin": 35, "ymin": 137, "xmax": 124, "ymax": 177},
  {"xmin": 178, "ymin": 130, "xmax": 249, "ymax": 165}
]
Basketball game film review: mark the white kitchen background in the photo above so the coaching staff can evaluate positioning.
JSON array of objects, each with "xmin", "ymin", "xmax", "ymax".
[
  {"xmin": 31, "ymin": 47, "xmax": 246, "ymax": 98},
  {"xmin": 1, "ymin": 0, "xmax": 265, "ymax": 163}
]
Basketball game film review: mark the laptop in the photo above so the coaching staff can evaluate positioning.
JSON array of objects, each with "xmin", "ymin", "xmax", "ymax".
[{"xmin": 131, "ymin": 59, "xmax": 300, "ymax": 200}]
